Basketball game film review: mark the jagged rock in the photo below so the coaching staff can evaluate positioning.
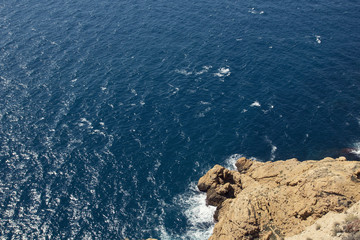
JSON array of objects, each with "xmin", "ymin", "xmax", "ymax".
[
  {"xmin": 235, "ymin": 157, "xmax": 253, "ymax": 173},
  {"xmin": 198, "ymin": 157, "xmax": 360, "ymax": 239},
  {"xmin": 198, "ymin": 165, "xmax": 242, "ymax": 206}
]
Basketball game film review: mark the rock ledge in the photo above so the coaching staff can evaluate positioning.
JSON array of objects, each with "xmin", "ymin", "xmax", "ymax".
[{"xmin": 198, "ymin": 157, "xmax": 360, "ymax": 239}]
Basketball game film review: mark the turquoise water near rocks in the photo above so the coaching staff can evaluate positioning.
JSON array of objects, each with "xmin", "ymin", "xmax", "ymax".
[{"xmin": 1, "ymin": 0, "xmax": 360, "ymax": 239}]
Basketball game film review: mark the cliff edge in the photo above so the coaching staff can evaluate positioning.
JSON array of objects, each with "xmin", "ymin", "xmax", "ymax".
[{"xmin": 198, "ymin": 157, "xmax": 360, "ymax": 239}]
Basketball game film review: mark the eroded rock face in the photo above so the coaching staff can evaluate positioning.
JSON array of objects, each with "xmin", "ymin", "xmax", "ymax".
[
  {"xmin": 198, "ymin": 165, "xmax": 242, "ymax": 206},
  {"xmin": 198, "ymin": 157, "xmax": 360, "ymax": 240},
  {"xmin": 235, "ymin": 157, "xmax": 253, "ymax": 173},
  {"xmin": 286, "ymin": 201, "xmax": 360, "ymax": 240}
]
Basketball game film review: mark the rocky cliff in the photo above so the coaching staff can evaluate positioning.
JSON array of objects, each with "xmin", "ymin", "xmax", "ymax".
[{"xmin": 198, "ymin": 157, "xmax": 360, "ymax": 239}]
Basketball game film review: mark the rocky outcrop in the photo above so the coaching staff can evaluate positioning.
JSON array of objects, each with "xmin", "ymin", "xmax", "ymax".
[
  {"xmin": 198, "ymin": 165, "xmax": 242, "ymax": 206},
  {"xmin": 198, "ymin": 157, "xmax": 360, "ymax": 240},
  {"xmin": 286, "ymin": 201, "xmax": 360, "ymax": 240}
]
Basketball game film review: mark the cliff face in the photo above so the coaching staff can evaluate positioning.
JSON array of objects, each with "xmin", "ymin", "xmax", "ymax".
[{"xmin": 198, "ymin": 157, "xmax": 360, "ymax": 240}]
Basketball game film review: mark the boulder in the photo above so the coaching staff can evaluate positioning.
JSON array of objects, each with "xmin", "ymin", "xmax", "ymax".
[{"xmin": 235, "ymin": 157, "xmax": 253, "ymax": 173}]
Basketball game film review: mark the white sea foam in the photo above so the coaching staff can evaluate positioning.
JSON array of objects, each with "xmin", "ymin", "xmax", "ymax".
[
  {"xmin": 249, "ymin": 8, "xmax": 264, "ymax": 15},
  {"xmin": 131, "ymin": 89, "xmax": 137, "ymax": 96},
  {"xmin": 172, "ymin": 182, "xmax": 216, "ymax": 240},
  {"xmin": 79, "ymin": 118, "xmax": 93, "ymax": 129},
  {"xmin": 270, "ymin": 145, "xmax": 277, "ymax": 161},
  {"xmin": 196, "ymin": 107, "xmax": 211, "ymax": 118},
  {"xmin": 250, "ymin": 101, "xmax": 261, "ymax": 107},
  {"xmin": 224, "ymin": 154, "xmax": 262, "ymax": 170},
  {"xmin": 200, "ymin": 101, "xmax": 211, "ymax": 105},
  {"xmin": 351, "ymin": 142, "xmax": 360, "ymax": 156},
  {"xmin": 262, "ymin": 104, "xmax": 274, "ymax": 114},
  {"xmin": 249, "ymin": 8, "xmax": 256, "ymax": 14},
  {"xmin": 195, "ymin": 65, "xmax": 212, "ymax": 75},
  {"xmin": 170, "ymin": 87, "xmax": 179, "ymax": 96},
  {"xmin": 224, "ymin": 154, "xmax": 244, "ymax": 170},
  {"xmin": 176, "ymin": 66, "xmax": 212, "ymax": 76},
  {"xmin": 265, "ymin": 137, "xmax": 277, "ymax": 161},
  {"xmin": 175, "ymin": 69, "xmax": 193, "ymax": 76},
  {"xmin": 214, "ymin": 67, "xmax": 231, "ymax": 77},
  {"xmin": 350, "ymin": 120, "xmax": 360, "ymax": 156},
  {"xmin": 219, "ymin": 67, "xmax": 230, "ymax": 75}
]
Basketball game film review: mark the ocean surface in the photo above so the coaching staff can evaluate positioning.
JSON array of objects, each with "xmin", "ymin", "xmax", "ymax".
[{"xmin": 1, "ymin": 0, "xmax": 360, "ymax": 239}]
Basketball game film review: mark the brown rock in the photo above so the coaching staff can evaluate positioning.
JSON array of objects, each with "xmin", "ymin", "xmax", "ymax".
[
  {"xmin": 261, "ymin": 231, "xmax": 273, "ymax": 240},
  {"xmin": 235, "ymin": 157, "xmax": 253, "ymax": 173},
  {"xmin": 337, "ymin": 156, "xmax": 347, "ymax": 161},
  {"xmin": 353, "ymin": 169, "xmax": 360, "ymax": 181},
  {"xmin": 198, "ymin": 165, "xmax": 242, "ymax": 206},
  {"xmin": 286, "ymin": 201, "xmax": 360, "ymax": 240},
  {"xmin": 198, "ymin": 157, "xmax": 360, "ymax": 240}
]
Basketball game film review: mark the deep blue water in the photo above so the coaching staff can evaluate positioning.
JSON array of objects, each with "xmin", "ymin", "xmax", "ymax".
[{"xmin": 1, "ymin": 0, "xmax": 360, "ymax": 239}]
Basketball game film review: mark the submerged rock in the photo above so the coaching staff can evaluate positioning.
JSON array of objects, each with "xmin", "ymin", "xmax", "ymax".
[{"xmin": 198, "ymin": 156, "xmax": 360, "ymax": 239}]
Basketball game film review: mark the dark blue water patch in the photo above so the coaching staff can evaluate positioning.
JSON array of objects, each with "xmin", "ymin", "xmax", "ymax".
[{"xmin": 1, "ymin": 0, "xmax": 360, "ymax": 239}]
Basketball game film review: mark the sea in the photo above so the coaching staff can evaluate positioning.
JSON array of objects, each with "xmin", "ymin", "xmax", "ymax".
[{"xmin": 0, "ymin": 0, "xmax": 359, "ymax": 239}]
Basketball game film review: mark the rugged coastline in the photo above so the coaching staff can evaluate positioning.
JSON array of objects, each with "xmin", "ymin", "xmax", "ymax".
[{"xmin": 198, "ymin": 157, "xmax": 360, "ymax": 239}]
